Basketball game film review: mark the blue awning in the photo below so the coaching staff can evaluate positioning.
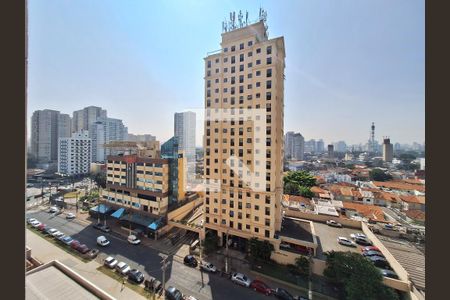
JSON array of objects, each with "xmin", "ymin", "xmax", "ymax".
[
  {"xmin": 148, "ymin": 218, "xmax": 163, "ymax": 231},
  {"xmin": 111, "ymin": 208, "xmax": 125, "ymax": 219},
  {"xmin": 90, "ymin": 204, "xmax": 111, "ymax": 214}
]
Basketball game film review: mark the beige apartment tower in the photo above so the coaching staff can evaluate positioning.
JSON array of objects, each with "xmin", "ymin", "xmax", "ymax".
[{"xmin": 203, "ymin": 20, "xmax": 285, "ymax": 247}]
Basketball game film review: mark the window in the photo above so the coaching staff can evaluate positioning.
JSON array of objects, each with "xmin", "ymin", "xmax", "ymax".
[
  {"xmin": 266, "ymin": 92, "xmax": 272, "ymax": 100},
  {"xmin": 265, "ymin": 230, "xmax": 270, "ymax": 238},
  {"xmin": 231, "ymin": 45, "xmax": 236, "ymax": 52},
  {"xmin": 267, "ymin": 57, "xmax": 272, "ymax": 64},
  {"xmin": 224, "ymin": 67, "xmax": 228, "ymax": 73},
  {"xmin": 215, "ymin": 58, "xmax": 219, "ymax": 63},
  {"xmin": 266, "ymin": 80, "xmax": 272, "ymax": 89},
  {"xmin": 231, "ymin": 76, "xmax": 235, "ymax": 84},
  {"xmin": 247, "ymin": 73, "xmax": 252, "ymax": 79},
  {"xmin": 267, "ymin": 46, "xmax": 272, "ymax": 55},
  {"xmin": 255, "ymin": 227, "xmax": 259, "ymax": 233},
  {"xmin": 256, "ymin": 48, "xmax": 261, "ymax": 54},
  {"xmin": 239, "ymin": 65, "xmax": 244, "ymax": 72},
  {"xmin": 231, "ymin": 56, "xmax": 235, "ymax": 64},
  {"xmin": 256, "ymin": 59, "xmax": 261, "ymax": 65},
  {"xmin": 247, "ymin": 62, "xmax": 252, "ymax": 68},
  {"xmin": 207, "ymin": 61, "xmax": 211, "ymax": 68},
  {"xmin": 231, "ymin": 66, "xmax": 235, "ymax": 74},
  {"xmin": 256, "ymin": 70, "xmax": 261, "ymax": 76},
  {"xmin": 240, "ymin": 43, "xmax": 244, "ymax": 50},
  {"xmin": 224, "ymin": 57, "xmax": 228, "ymax": 63},
  {"xmin": 207, "ymin": 80, "xmax": 211, "ymax": 88},
  {"xmin": 266, "ymin": 69, "xmax": 272, "ymax": 77},
  {"xmin": 224, "ymin": 47, "xmax": 228, "ymax": 52},
  {"xmin": 240, "ymin": 54, "xmax": 244, "ymax": 62},
  {"xmin": 215, "ymin": 68, "xmax": 219, "ymax": 73},
  {"xmin": 207, "ymin": 70, "xmax": 211, "ymax": 76},
  {"xmin": 248, "ymin": 41, "xmax": 253, "ymax": 46},
  {"xmin": 247, "ymin": 84, "xmax": 252, "ymax": 89},
  {"xmin": 239, "ymin": 75, "xmax": 244, "ymax": 83}
]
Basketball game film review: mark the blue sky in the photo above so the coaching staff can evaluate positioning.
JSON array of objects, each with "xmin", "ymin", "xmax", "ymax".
[{"xmin": 27, "ymin": 0, "xmax": 424, "ymax": 146}]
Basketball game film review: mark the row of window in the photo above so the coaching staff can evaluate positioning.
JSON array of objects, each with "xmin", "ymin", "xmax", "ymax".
[
  {"xmin": 207, "ymin": 45, "xmax": 272, "ymax": 68},
  {"xmin": 207, "ymin": 80, "xmax": 272, "ymax": 96},
  {"xmin": 206, "ymin": 57, "xmax": 272, "ymax": 76},
  {"xmin": 204, "ymin": 216, "xmax": 271, "ymax": 238},
  {"xmin": 207, "ymin": 69, "xmax": 272, "ymax": 88},
  {"xmin": 206, "ymin": 92, "xmax": 272, "ymax": 107}
]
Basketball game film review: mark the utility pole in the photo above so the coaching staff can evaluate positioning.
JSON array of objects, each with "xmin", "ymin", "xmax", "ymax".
[
  {"xmin": 308, "ymin": 249, "xmax": 314, "ymax": 300},
  {"xmin": 160, "ymin": 254, "xmax": 170, "ymax": 299},
  {"xmin": 225, "ymin": 230, "xmax": 229, "ymax": 273}
]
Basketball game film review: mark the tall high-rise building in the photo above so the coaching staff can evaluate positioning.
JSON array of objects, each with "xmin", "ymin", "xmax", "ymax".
[
  {"xmin": 31, "ymin": 109, "xmax": 64, "ymax": 162},
  {"xmin": 58, "ymin": 114, "xmax": 72, "ymax": 139},
  {"xmin": 334, "ymin": 141, "xmax": 347, "ymax": 153},
  {"xmin": 383, "ymin": 138, "xmax": 393, "ymax": 162},
  {"xmin": 203, "ymin": 19, "xmax": 285, "ymax": 243},
  {"xmin": 89, "ymin": 121, "xmax": 106, "ymax": 162},
  {"xmin": 105, "ymin": 118, "xmax": 128, "ymax": 142},
  {"xmin": 304, "ymin": 139, "xmax": 317, "ymax": 153},
  {"xmin": 316, "ymin": 139, "xmax": 325, "ymax": 153},
  {"xmin": 127, "ymin": 133, "xmax": 156, "ymax": 142},
  {"xmin": 328, "ymin": 144, "xmax": 334, "ymax": 158},
  {"xmin": 57, "ymin": 130, "xmax": 92, "ymax": 175},
  {"xmin": 284, "ymin": 132, "xmax": 304, "ymax": 160},
  {"xmin": 72, "ymin": 106, "xmax": 107, "ymax": 132},
  {"xmin": 174, "ymin": 112, "xmax": 196, "ymax": 160}
]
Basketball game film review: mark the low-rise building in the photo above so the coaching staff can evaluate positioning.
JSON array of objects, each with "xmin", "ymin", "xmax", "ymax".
[{"xmin": 400, "ymin": 195, "xmax": 425, "ymax": 212}]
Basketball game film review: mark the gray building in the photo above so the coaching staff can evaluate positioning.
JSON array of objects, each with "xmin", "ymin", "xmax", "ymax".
[
  {"xmin": 72, "ymin": 106, "xmax": 107, "ymax": 132},
  {"xmin": 334, "ymin": 141, "xmax": 347, "ymax": 153},
  {"xmin": 285, "ymin": 131, "xmax": 304, "ymax": 160},
  {"xmin": 316, "ymin": 139, "xmax": 325, "ymax": 153},
  {"xmin": 127, "ymin": 133, "xmax": 156, "ymax": 142},
  {"xmin": 89, "ymin": 121, "xmax": 106, "ymax": 162},
  {"xmin": 174, "ymin": 111, "xmax": 196, "ymax": 161},
  {"xmin": 383, "ymin": 138, "xmax": 394, "ymax": 162},
  {"xmin": 31, "ymin": 109, "xmax": 70, "ymax": 163}
]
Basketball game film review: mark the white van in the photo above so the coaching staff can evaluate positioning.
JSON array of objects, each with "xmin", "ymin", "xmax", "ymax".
[{"xmin": 97, "ymin": 235, "xmax": 110, "ymax": 247}]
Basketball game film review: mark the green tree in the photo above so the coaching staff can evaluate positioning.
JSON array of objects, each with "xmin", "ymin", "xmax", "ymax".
[
  {"xmin": 295, "ymin": 256, "xmax": 310, "ymax": 276},
  {"xmin": 283, "ymin": 171, "xmax": 317, "ymax": 187},
  {"xmin": 284, "ymin": 181, "xmax": 300, "ymax": 195},
  {"xmin": 249, "ymin": 238, "xmax": 274, "ymax": 261},
  {"xmin": 369, "ymin": 168, "xmax": 393, "ymax": 182},
  {"xmin": 298, "ymin": 186, "xmax": 314, "ymax": 198},
  {"xmin": 324, "ymin": 251, "xmax": 399, "ymax": 300},
  {"xmin": 91, "ymin": 172, "xmax": 106, "ymax": 188}
]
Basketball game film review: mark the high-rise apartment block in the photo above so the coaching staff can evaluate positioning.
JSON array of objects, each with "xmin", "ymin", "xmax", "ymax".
[
  {"xmin": 285, "ymin": 131, "xmax": 304, "ymax": 160},
  {"xmin": 31, "ymin": 109, "xmax": 72, "ymax": 163},
  {"xmin": 174, "ymin": 112, "xmax": 196, "ymax": 160},
  {"xmin": 57, "ymin": 130, "xmax": 92, "ymax": 175},
  {"xmin": 203, "ymin": 20, "xmax": 285, "ymax": 244},
  {"xmin": 72, "ymin": 106, "xmax": 107, "ymax": 132},
  {"xmin": 89, "ymin": 121, "xmax": 106, "ymax": 162},
  {"xmin": 383, "ymin": 138, "xmax": 394, "ymax": 162}
]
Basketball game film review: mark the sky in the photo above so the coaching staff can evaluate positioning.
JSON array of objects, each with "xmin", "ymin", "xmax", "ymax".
[{"xmin": 27, "ymin": 0, "xmax": 424, "ymax": 146}]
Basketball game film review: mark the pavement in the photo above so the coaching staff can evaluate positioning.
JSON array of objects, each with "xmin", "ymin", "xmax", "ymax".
[{"xmin": 26, "ymin": 228, "xmax": 146, "ymax": 300}]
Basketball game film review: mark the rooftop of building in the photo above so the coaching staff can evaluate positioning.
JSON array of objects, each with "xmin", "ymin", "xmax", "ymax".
[
  {"xmin": 342, "ymin": 202, "xmax": 385, "ymax": 221},
  {"xmin": 405, "ymin": 209, "xmax": 425, "ymax": 221},
  {"xmin": 399, "ymin": 194, "xmax": 425, "ymax": 205},
  {"xmin": 372, "ymin": 180, "xmax": 426, "ymax": 193},
  {"xmin": 279, "ymin": 217, "xmax": 314, "ymax": 243}
]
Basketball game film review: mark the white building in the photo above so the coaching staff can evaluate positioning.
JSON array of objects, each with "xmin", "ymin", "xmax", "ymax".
[
  {"xmin": 420, "ymin": 158, "xmax": 425, "ymax": 170},
  {"xmin": 88, "ymin": 121, "xmax": 106, "ymax": 162},
  {"xmin": 58, "ymin": 131, "xmax": 92, "ymax": 175},
  {"xmin": 174, "ymin": 111, "xmax": 196, "ymax": 160}
]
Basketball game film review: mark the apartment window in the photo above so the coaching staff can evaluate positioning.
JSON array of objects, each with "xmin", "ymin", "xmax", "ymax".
[
  {"xmin": 231, "ymin": 56, "xmax": 235, "ymax": 64},
  {"xmin": 248, "ymin": 41, "xmax": 253, "ymax": 46},
  {"xmin": 267, "ymin": 57, "xmax": 272, "ymax": 64},
  {"xmin": 256, "ymin": 70, "xmax": 261, "ymax": 76},
  {"xmin": 224, "ymin": 47, "xmax": 228, "ymax": 52},
  {"xmin": 266, "ymin": 80, "xmax": 272, "ymax": 89},
  {"xmin": 247, "ymin": 62, "xmax": 252, "ymax": 68},
  {"xmin": 240, "ymin": 43, "xmax": 244, "ymax": 50},
  {"xmin": 247, "ymin": 94, "xmax": 252, "ymax": 100},
  {"xmin": 231, "ymin": 66, "xmax": 235, "ymax": 74},
  {"xmin": 265, "ymin": 207, "xmax": 270, "ymax": 216},
  {"xmin": 224, "ymin": 57, "xmax": 228, "ymax": 63},
  {"xmin": 256, "ymin": 59, "xmax": 261, "ymax": 65},
  {"xmin": 207, "ymin": 70, "xmax": 211, "ymax": 76},
  {"xmin": 266, "ymin": 46, "xmax": 272, "ymax": 55},
  {"xmin": 215, "ymin": 68, "xmax": 219, "ymax": 73},
  {"xmin": 267, "ymin": 69, "xmax": 272, "ymax": 78},
  {"xmin": 224, "ymin": 78, "xmax": 228, "ymax": 83},
  {"xmin": 215, "ymin": 58, "xmax": 219, "ymax": 63},
  {"xmin": 247, "ymin": 73, "xmax": 252, "ymax": 79},
  {"xmin": 256, "ymin": 48, "xmax": 261, "ymax": 54},
  {"xmin": 231, "ymin": 87, "xmax": 235, "ymax": 95},
  {"xmin": 231, "ymin": 76, "xmax": 235, "ymax": 84},
  {"xmin": 265, "ymin": 230, "xmax": 270, "ymax": 238},
  {"xmin": 247, "ymin": 84, "xmax": 252, "ymax": 89},
  {"xmin": 214, "ymin": 218, "xmax": 217, "ymax": 223},
  {"xmin": 239, "ymin": 86, "xmax": 244, "ymax": 94},
  {"xmin": 240, "ymin": 54, "xmax": 244, "ymax": 62},
  {"xmin": 215, "ymin": 88, "xmax": 219, "ymax": 93},
  {"xmin": 265, "ymin": 195, "xmax": 271, "ymax": 204},
  {"xmin": 224, "ymin": 67, "xmax": 228, "ymax": 73},
  {"xmin": 207, "ymin": 80, "xmax": 211, "ymax": 88},
  {"xmin": 239, "ymin": 64, "xmax": 244, "ymax": 72},
  {"xmin": 223, "ymin": 88, "xmax": 228, "ymax": 93},
  {"xmin": 239, "ymin": 75, "xmax": 244, "ymax": 83},
  {"xmin": 231, "ymin": 45, "xmax": 236, "ymax": 52},
  {"xmin": 255, "ymin": 227, "xmax": 259, "ymax": 233},
  {"xmin": 207, "ymin": 60, "xmax": 211, "ymax": 68},
  {"xmin": 266, "ymin": 92, "xmax": 272, "ymax": 100}
]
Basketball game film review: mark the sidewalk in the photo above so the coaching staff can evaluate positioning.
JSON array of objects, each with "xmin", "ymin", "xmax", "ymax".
[{"xmin": 26, "ymin": 229, "xmax": 146, "ymax": 300}]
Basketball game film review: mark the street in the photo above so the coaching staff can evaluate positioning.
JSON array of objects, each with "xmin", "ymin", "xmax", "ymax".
[{"xmin": 26, "ymin": 210, "xmax": 298, "ymax": 300}]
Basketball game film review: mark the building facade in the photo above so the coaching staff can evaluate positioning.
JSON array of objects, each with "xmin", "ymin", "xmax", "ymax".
[
  {"xmin": 31, "ymin": 109, "xmax": 63, "ymax": 162},
  {"xmin": 101, "ymin": 155, "xmax": 169, "ymax": 216},
  {"xmin": 203, "ymin": 20, "xmax": 285, "ymax": 245},
  {"xmin": 174, "ymin": 112, "xmax": 196, "ymax": 160},
  {"xmin": 57, "ymin": 130, "xmax": 92, "ymax": 175},
  {"xmin": 89, "ymin": 121, "xmax": 106, "ymax": 163},
  {"xmin": 285, "ymin": 131, "xmax": 304, "ymax": 161},
  {"xmin": 72, "ymin": 106, "xmax": 107, "ymax": 133},
  {"xmin": 383, "ymin": 138, "xmax": 394, "ymax": 162},
  {"xmin": 127, "ymin": 134, "xmax": 156, "ymax": 142}
]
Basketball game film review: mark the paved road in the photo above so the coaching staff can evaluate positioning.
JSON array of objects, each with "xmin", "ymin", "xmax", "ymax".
[{"xmin": 26, "ymin": 210, "xmax": 280, "ymax": 300}]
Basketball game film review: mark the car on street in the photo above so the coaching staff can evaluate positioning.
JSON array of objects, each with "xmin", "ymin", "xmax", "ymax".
[
  {"xmin": 127, "ymin": 235, "xmax": 141, "ymax": 245},
  {"xmin": 66, "ymin": 213, "xmax": 76, "ymax": 219},
  {"xmin": 350, "ymin": 233, "xmax": 367, "ymax": 240},
  {"xmin": 166, "ymin": 286, "xmax": 183, "ymax": 300},
  {"xmin": 273, "ymin": 288, "xmax": 296, "ymax": 300},
  {"xmin": 97, "ymin": 236, "xmax": 110, "ymax": 247},
  {"xmin": 37, "ymin": 223, "xmax": 47, "ymax": 231},
  {"xmin": 361, "ymin": 246, "xmax": 381, "ymax": 252},
  {"xmin": 116, "ymin": 261, "xmax": 131, "ymax": 275},
  {"xmin": 183, "ymin": 255, "xmax": 198, "ymax": 268},
  {"xmin": 70, "ymin": 240, "xmax": 81, "ymax": 251},
  {"xmin": 378, "ymin": 268, "xmax": 399, "ymax": 279},
  {"xmin": 384, "ymin": 223, "xmax": 395, "ymax": 230},
  {"xmin": 49, "ymin": 206, "xmax": 59, "ymax": 213},
  {"xmin": 104, "ymin": 256, "xmax": 118, "ymax": 268},
  {"xmin": 86, "ymin": 249, "xmax": 99, "ymax": 259},
  {"xmin": 31, "ymin": 221, "xmax": 42, "ymax": 228},
  {"xmin": 127, "ymin": 269, "xmax": 145, "ymax": 284},
  {"xmin": 61, "ymin": 236, "xmax": 74, "ymax": 246},
  {"xmin": 200, "ymin": 262, "xmax": 217, "ymax": 273},
  {"xmin": 362, "ymin": 250, "xmax": 384, "ymax": 258},
  {"xmin": 101, "ymin": 225, "xmax": 111, "ymax": 233},
  {"xmin": 250, "ymin": 279, "xmax": 272, "ymax": 295},
  {"xmin": 183, "ymin": 296, "xmax": 198, "ymax": 300},
  {"xmin": 77, "ymin": 244, "xmax": 90, "ymax": 254},
  {"xmin": 354, "ymin": 236, "xmax": 373, "ymax": 246},
  {"xmin": 27, "ymin": 218, "xmax": 37, "ymax": 224},
  {"xmin": 326, "ymin": 220, "xmax": 342, "ymax": 228},
  {"xmin": 337, "ymin": 237, "xmax": 356, "ymax": 247},
  {"xmin": 54, "ymin": 232, "xmax": 65, "ymax": 239},
  {"xmin": 50, "ymin": 230, "xmax": 63, "ymax": 238},
  {"xmin": 231, "ymin": 272, "xmax": 252, "ymax": 287}
]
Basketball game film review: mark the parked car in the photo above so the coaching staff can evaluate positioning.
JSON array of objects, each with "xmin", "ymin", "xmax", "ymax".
[
  {"xmin": 49, "ymin": 206, "xmax": 59, "ymax": 213},
  {"xmin": 127, "ymin": 235, "xmax": 141, "ymax": 245},
  {"xmin": 45, "ymin": 228, "xmax": 57, "ymax": 235},
  {"xmin": 337, "ymin": 237, "xmax": 356, "ymax": 247},
  {"xmin": 231, "ymin": 272, "xmax": 252, "ymax": 287},
  {"xmin": 61, "ymin": 236, "xmax": 74, "ymax": 246},
  {"xmin": 151, "ymin": 279, "xmax": 162, "ymax": 294},
  {"xmin": 116, "ymin": 261, "xmax": 131, "ymax": 275},
  {"xmin": 128, "ymin": 269, "xmax": 145, "ymax": 284},
  {"xmin": 31, "ymin": 221, "xmax": 42, "ymax": 228},
  {"xmin": 101, "ymin": 225, "xmax": 111, "ymax": 233},
  {"xmin": 362, "ymin": 250, "xmax": 384, "ymax": 258},
  {"xmin": 166, "ymin": 286, "xmax": 183, "ymax": 300},
  {"xmin": 384, "ymin": 224, "xmax": 394, "ymax": 230},
  {"xmin": 183, "ymin": 255, "xmax": 198, "ymax": 268},
  {"xmin": 66, "ymin": 213, "xmax": 76, "ymax": 219},
  {"xmin": 50, "ymin": 230, "xmax": 63, "ymax": 238},
  {"xmin": 367, "ymin": 256, "xmax": 390, "ymax": 269},
  {"xmin": 86, "ymin": 249, "xmax": 99, "ymax": 259},
  {"xmin": 104, "ymin": 256, "xmax": 118, "ymax": 268},
  {"xmin": 37, "ymin": 223, "xmax": 47, "ymax": 231},
  {"xmin": 70, "ymin": 240, "xmax": 81, "ymax": 251},
  {"xmin": 200, "ymin": 262, "xmax": 217, "ymax": 273},
  {"xmin": 250, "ymin": 279, "xmax": 272, "ymax": 295},
  {"xmin": 77, "ymin": 244, "xmax": 90, "ymax": 254},
  {"xmin": 354, "ymin": 236, "xmax": 373, "ymax": 246},
  {"xmin": 361, "ymin": 246, "xmax": 381, "ymax": 252},
  {"xmin": 326, "ymin": 220, "xmax": 342, "ymax": 228},
  {"xmin": 27, "ymin": 218, "xmax": 37, "ymax": 224},
  {"xmin": 350, "ymin": 233, "xmax": 367, "ymax": 240},
  {"xmin": 378, "ymin": 268, "xmax": 399, "ymax": 279},
  {"xmin": 273, "ymin": 288, "xmax": 296, "ymax": 300},
  {"xmin": 97, "ymin": 235, "xmax": 110, "ymax": 247},
  {"xmin": 54, "ymin": 232, "xmax": 65, "ymax": 239},
  {"xmin": 57, "ymin": 234, "xmax": 68, "ymax": 242},
  {"xmin": 93, "ymin": 223, "xmax": 104, "ymax": 230}
]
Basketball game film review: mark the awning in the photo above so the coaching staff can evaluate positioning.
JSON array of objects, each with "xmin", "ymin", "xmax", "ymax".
[
  {"xmin": 111, "ymin": 208, "xmax": 125, "ymax": 219},
  {"xmin": 148, "ymin": 218, "xmax": 164, "ymax": 231},
  {"xmin": 90, "ymin": 204, "xmax": 111, "ymax": 214},
  {"xmin": 120, "ymin": 213, "xmax": 156, "ymax": 227}
]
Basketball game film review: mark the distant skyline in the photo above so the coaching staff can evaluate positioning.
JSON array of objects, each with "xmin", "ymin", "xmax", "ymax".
[{"xmin": 27, "ymin": 0, "xmax": 424, "ymax": 146}]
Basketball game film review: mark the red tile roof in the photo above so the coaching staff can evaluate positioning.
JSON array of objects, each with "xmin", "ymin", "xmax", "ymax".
[
  {"xmin": 372, "ymin": 181, "xmax": 426, "ymax": 193},
  {"xmin": 342, "ymin": 202, "xmax": 385, "ymax": 221},
  {"xmin": 405, "ymin": 210, "xmax": 425, "ymax": 221},
  {"xmin": 399, "ymin": 195, "xmax": 425, "ymax": 205}
]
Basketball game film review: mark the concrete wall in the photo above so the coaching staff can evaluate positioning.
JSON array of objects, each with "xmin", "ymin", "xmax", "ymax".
[
  {"xmin": 382, "ymin": 277, "xmax": 411, "ymax": 292},
  {"xmin": 284, "ymin": 209, "xmax": 362, "ymax": 229},
  {"xmin": 167, "ymin": 197, "xmax": 203, "ymax": 222}
]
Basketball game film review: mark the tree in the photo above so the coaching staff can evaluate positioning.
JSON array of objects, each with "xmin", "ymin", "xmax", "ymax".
[
  {"xmin": 91, "ymin": 172, "xmax": 106, "ymax": 188},
  {"xmin": 284, "ymin": 181, "xmax": 300, "ymax": 196},
  {"xmin": 283, "ymin": 171, "xmax": 317, "ymax": 187},
  {"xmin": 295, "ymin": 256, "xmax": 310, "ymax": 276},
  {"xmin": 203, "ymin": 232, "xmax": 219, "ymax": 254},
  {"xmin": 298, "ymin": 186, "xmax": 314, "ymax": 198},
  {"xmin": 369, "ymin": 168, "xmax": 393, "ymax": 182},
  {"xmin": 323, "ymin": 251, "xmax": 399, "ymax": 300},
  {"xmin": 249, "ymin": 238, "xmax": 274, "ymax": 261}
]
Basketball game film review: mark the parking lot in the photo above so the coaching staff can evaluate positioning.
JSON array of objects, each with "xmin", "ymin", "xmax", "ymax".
[{"xmin": 313, "ymin": 221, "xmax": 365, "ymax": 258}]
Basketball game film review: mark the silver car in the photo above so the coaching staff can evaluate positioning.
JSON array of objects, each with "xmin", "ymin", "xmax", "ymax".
[
  {"xmin": 231, "ymin": 272, "xmax": 251, "ymax": 287},
  {"xmin": 115, "ymin": 261, "xmax": 131, "ymax": 275}
]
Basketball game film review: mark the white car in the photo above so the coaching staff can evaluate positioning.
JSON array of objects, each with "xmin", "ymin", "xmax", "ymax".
[
  {"xmin": 51, "ymin": 230, "xmax": 63, "ymax": 238},
  {"xmin": 231, "ymin": 272, "xmax": 252, "ymax": 287},
  {"xmin": 31, "ymin": 221, "xmax": 41, "ymax": 228},
  {"xmin": 337, "ymin": 237, "xmax": 357, "ymax": 247},
  {"xmin": 66, "ymin": 213, "xmax": 76, "ymax": 219},
  {"xmin": 115, "ymin": 261, "xmax": 131, "ymax": 275},
  {"xmin": 97, "ymin": 236, "xmax": 110, "ymax": 247},
  {"xmin": 200, "ymin": 262, "xmax": 217, "ymax": 273},
  {"xmin": 27, "ymin": 218, "xmax": 37, "ymax": 224},
  {"xmin": 49, "ymin": 206, "xmax": 59, "ymax": 213},
  {"xmin": 326, "ymin": 220, "xmax": 342, "ymax": 228},
  {"xmin": 104, "ymin": 256, "xmax": 118, "ymax": 268},
  {"xmin": 350, "ymin": 233, "xmax": 367, "ymax": 240},
  {"xmin": 127, "ymin": 235, "xmax": 141, "ymax": 245},
  {"xmin": 46, "ymin": 228, "xmax": 58, "ymax": 235}
]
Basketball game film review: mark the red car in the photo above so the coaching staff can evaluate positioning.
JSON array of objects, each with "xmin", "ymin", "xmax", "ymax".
[
  {"xmin": 361, "ymin": 246, "xmax": 380, "ymax": 253},
  {"xmin": 37, "ymin": 223, "xmax": 47, "ymax": 231},
  {"xmin": 71, "ymin": 240, "xmax": 81, "ymax": 251},
  {"xmin": 77, "ymin": 244, "xmax": 90, "ymax": 254},
  {"xmin": 250, "ymin": 279, "xmax": 272, "ymax": 296}
]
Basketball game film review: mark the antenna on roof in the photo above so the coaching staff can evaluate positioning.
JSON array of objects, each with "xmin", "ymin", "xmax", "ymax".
[
  {"xmin": 246, "ymin": 11, "xmax": 248, "ymax": 25},
  {"xmin": 238, "ymin": 10, "xmax": 243, "ymax": 28}
]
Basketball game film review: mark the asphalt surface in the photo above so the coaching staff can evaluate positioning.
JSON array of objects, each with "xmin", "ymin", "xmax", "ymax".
[{"xmin": 26, "ymin": 210, "xmax": 284, "ymax": 300}]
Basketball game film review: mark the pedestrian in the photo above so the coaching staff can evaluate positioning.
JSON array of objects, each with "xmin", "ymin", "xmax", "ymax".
[{"xmin": 121, "ymin": 278, "xmax": 126, "ymax": 291}]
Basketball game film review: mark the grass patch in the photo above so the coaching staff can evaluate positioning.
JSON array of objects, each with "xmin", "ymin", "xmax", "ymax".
[
  {"xmin": 27, "ymin": 225, "xmax": 90, "ymax": 263},
  {"xmin": 97, "ymin": 266, "xmax": 161, "ymax": 299},
  {"xmin": 64, "ymin": 191, "xmax": 82, "ymax": 198}
]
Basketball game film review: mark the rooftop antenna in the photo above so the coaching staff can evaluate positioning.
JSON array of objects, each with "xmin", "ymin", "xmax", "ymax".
[
  {"xmin": 245, "ymin": 11, "xmax": 248, "ymax": 25},
  {"xmin": 233, "ymin": 11, "xmax": 236, "ymax": 29},
  {"xmin": 238, "ymin": 10, "xmax": 243, "ymax": 28}
]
